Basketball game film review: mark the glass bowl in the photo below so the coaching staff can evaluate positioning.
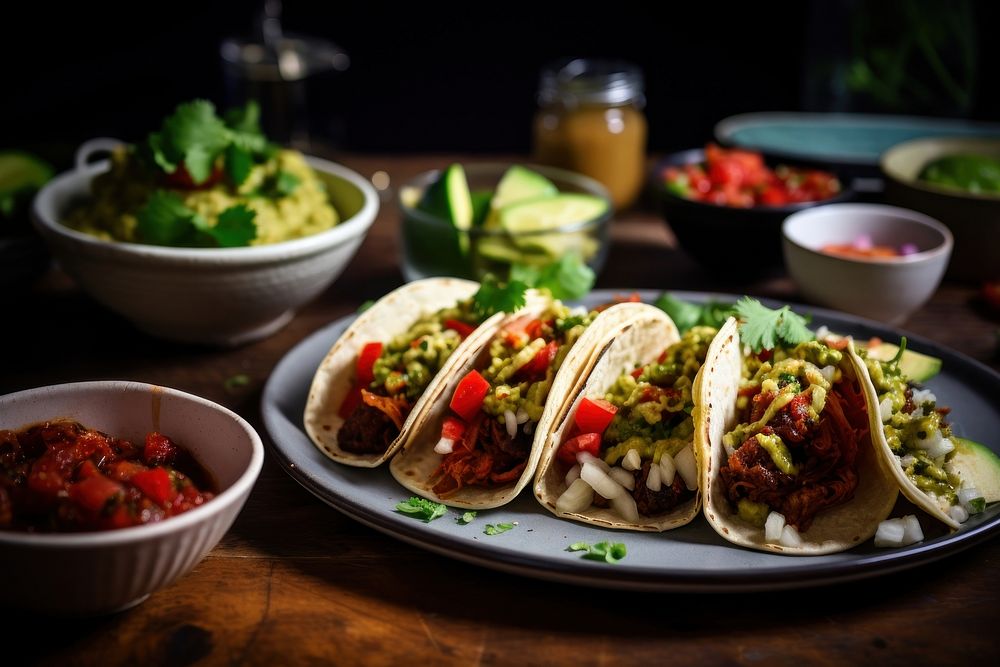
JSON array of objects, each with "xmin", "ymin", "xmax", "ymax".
[{"xmin": 398, "ymin": 162, "xmax": 612, "ymax": 282}]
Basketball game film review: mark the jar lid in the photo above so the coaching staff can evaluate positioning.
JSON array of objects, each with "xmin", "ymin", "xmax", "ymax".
[{"xmin": 538, "ymin": 58, "xmax": 645, "ymax": 107}]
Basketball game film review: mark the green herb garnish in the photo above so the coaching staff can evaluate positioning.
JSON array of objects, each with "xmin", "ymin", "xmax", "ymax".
[
  {"xmin": 357, "ymin": 300, "xmax": 375, "ymax": 314},
  {"xmin": 223, "ymin": 374, "xmax": 250, "ymax": 393},
  {"xmin": 135, "ymin": 193, "xmax": 256, "ymax": 248},
  {"xmin": 567, "ymin": 541, "xmax": 627, "ymax": 564},
  {"xmin": 471, "ymin": 274, "xmax": 529, "ymax": 322},
  {"xmin": 483, "ymin": 522, "xmax": 515, "ymax": 535},
  {"xmin": 510, "ymin": 253, "xmax": 595, "ymax": 301},
  {"xmin": 457, "ymin": 511, "xmax": 477, "ymax": 525},
  {"xmin": 735, "ymin": 297, "xmax": 813, "ymax": 353},
  {"xmin": 395, "ymin": 497, "xmax": 448, "ymax": 522},
  {"xmin": 654, "ymin": 293, "xmax": 736, "ymax": 333}
]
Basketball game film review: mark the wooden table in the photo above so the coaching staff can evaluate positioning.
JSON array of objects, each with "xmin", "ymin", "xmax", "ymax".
[{"xmin": 4, "ymin": 155, "xmax": 999, "ymax": 666}]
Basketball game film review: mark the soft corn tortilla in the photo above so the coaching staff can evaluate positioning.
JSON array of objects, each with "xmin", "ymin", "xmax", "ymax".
[
  {"xmin": 389, "ymin": 299, "xmax": 654, "ymax": 509},
  {"xmin": 304, "ymin": 277, "xmax": 504, "ymax": 468},
  {"xmin": 849, "ymin": 346, "xmax": 962, "ymax": 529},
  {"xmin": 696, "ymin": 317, "xmax": 898, "ymax": 555},
  {"xmin": 535, "ymin": 304, "xmax": 702, "ymax": 531}
]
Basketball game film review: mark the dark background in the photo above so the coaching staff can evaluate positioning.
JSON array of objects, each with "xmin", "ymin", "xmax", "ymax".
[{"xmin": 4, "ymin": 0, "xmax": 996, "ymax": 168}]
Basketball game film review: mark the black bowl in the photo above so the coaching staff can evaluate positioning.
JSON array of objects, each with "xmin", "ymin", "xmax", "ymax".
[{"xmin": 650, "ymin": 148, "xmax": 855, "ymax": 275}]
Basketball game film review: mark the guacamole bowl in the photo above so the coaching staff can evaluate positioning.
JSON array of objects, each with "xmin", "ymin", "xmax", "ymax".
[
  {"xmin": 32, "ymin": 148, "xmax": 378, "ymax": 346},
  {"xmin": 880, "ymin": 136, "xmax": 1000, "ymax": 283},
  {"xmin": 398, "ymin": 162, "xmax": 612, "ymax": 282}
]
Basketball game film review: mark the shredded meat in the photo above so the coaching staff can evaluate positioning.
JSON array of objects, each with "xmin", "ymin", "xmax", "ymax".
[
  {"xmin": 632, "ymin": 461, "xmax": 693, "ymax": 516},
  {"xmin": 719, "ymin": 384, "xmax": 866, "ymax": 531},
  {"xmin": 338, "ymin": 390, "xmax": 411, "ymax": 455},
  {"xmin": 430, "ymin": 414, "xmax": 531, "ymax": 496}
]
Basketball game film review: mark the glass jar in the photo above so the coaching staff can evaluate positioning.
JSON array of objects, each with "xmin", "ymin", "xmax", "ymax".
[{"xmin": 532, "ymin": 59, "xmax": 648, "ymax": 210}]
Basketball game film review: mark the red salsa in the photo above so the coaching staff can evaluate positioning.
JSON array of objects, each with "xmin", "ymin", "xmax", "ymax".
[
  {"xmin": 662, "ymin": 143, "xmax": 841, "ymax": 207},
  {"xmin": 0, "ymin": 420, "xmax": 215, "ymax": 532}
]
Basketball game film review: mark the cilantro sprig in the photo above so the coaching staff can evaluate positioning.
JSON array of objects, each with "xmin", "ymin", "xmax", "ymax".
[
  {"xmin": 395, "ymin": 497, "xmax": 448, "ymax": 522},
  {"xmin": 567, "ymin": 541, "xmax": 627, "ymax": 564},
  {"xmin": 135, "ymin": 193, "xmax": 256, "ymax": 248},
  {"xmin": 654, "ymin": 293, "xmax": 736, "ymax": 333},
  {"xmin": 471, "ymin": 254, "xmax": 595, "ymax": 322},
  {"xmin": 472, "ymin": 274, "xmax": 529, "ymax": 321},
  {"xmin": 735, "ymin": 297, "xmax": 813, "ymax": 353},
  {"xmin": 483, "ymin": 522, "xmax": 516, "ymax": 535}
]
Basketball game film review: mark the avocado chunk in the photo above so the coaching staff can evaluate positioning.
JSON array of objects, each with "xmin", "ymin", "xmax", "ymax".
[
  {"xmin": 949, "ymin": 438, "xmax": 1000, "ymax": 503},
  {"xmin": 867, "ymin": 342, "xmax": 942, "ymax": 382}
]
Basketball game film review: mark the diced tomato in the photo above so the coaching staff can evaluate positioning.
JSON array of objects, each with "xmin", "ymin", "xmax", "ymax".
[
  {"xmin": 162, "ymin": 162, "xmax": 223, "ymax": 190},
  {"xmin": 759, "ymin": 186, "xmax": 789, "ymax": 206},
  {"xmin": 144, "ymin": 432, "xmax": 177, "ymax": 466},
  {"xmin": 573, "ymin": 397, "xmax": 618, "ymax": 435},
  {"xmin": 441, "ymin": 416, "xmax": 466, "ymax": 441},
  {"xmin": 631, "ymin": 367, "xmax": 644, "ymax": 379},
  {"xmin": 444, "ymin": 319, "xmax": 477, "ymax": 339},
  {"xmin": 338, "ymin": 385, "xmax": 363, "ymax": 419},
  {"xmin": 76, "ymin": 459, "xmax": 102, "ymax": 480},
  {"xmin": 69, "ymin": 474, "xmax": 124, "ymax": 512},
  {"xmin": 557, "ymin": 433, "xmax": 602, "ymax": 465},
  {"xmin": 501, "ymin": 315, "xmax": 537, "ymax": 346},
  {"xmin": 641, "ymin": 385, "xmax": 678, "ymax": 403},
  {"xmin": 757, "ymin": 349, "xmax": 773, "ymax": 362},
  {"xmin": 104, "ymin": 459, "xmax": 148, "ymax": 482},
  {"xmin": 132, "ymin": 467, "xmax": 173, "ymax": 506},
  {"xmin": 356, "ymin": 342, "xmax": 383, "ymax": 387},
  {"xmin": 518, "ymin": 340, "xmax": 559, "ymax": 380},
  {"xmin": 450, "ymin": 370, "xmax": 490, "ymax": 422}
]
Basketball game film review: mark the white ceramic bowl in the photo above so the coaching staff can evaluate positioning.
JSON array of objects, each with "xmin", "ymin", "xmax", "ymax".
[
  {"xmin": 782, "ymin": 203, "xmax": 953, "ymax": 326},
  {"xmin": 32, "ymin": 148, "xmax": 378, "ymax": 346},
  {"xmin": 0, "ymin": 381, "xmax": 264, "ymax": 615}
]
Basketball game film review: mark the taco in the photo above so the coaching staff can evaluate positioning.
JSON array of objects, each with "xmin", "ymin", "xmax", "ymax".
[
  {"xmin": 304, "ymin": 278, "xmax": 505, "ymax": 467},
  {"xmin": 389, "ymin": 297, "xmax": 651, "ymax": 509},
  {"xmin": 534, "ymin": 304, "xmax": 710, "ymax": 531},
  {"xmin": 852, "ymin": 342, "xmax": 999, "ymax": 529},
  {"xmin": 697, "ymin": 317, "xmax": 898, "ymax": 555}
]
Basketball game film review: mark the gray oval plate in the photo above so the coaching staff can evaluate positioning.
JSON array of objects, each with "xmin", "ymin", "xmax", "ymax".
[{"xmin": 261, "ymin": 290, "xmax": 1000, "ymax": 592}]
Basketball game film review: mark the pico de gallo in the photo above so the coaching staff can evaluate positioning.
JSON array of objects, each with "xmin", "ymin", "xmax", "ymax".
[
  {"xmin": 430, "ymin": 302, "xmax": 597, "ymax": 496},
  {"xmin": 337, "ymin": 301, "xmax": 481, "ymax": 455},
  {"xmin": 662, "ymin": 143, "xmax": 841, "ymax": 208},
  {"xmin": 0, "ymin": 420, "xmax": 215, "ymax": 533},
  {"xmin": 553, "ymin": 327, "xmax": 712, "ymax": 522}
]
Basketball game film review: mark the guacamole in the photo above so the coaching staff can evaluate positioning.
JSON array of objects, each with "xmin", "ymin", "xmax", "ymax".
[{"xmin": 919, "ymin": 153, "xmax": 1000, "ymax": 196}]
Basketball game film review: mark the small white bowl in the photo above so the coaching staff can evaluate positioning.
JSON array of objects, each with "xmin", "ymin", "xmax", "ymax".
[
  {"xmin": 782, "ymin": 203, "xmax": 953, "ymax": 326},
  {"xmin": 32, "ymin": 149, "xmax": 378, "ymax": 346},
  {"xmin": 0, "ymin": 381, "xmax": 264, "ymax": 615}
]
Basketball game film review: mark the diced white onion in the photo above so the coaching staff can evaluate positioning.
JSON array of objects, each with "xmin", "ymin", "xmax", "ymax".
[
  {"xmin": 910, "ymin": 406, "xmax": 924, "ymax": 419},
  {"xmin": 874, "ymin": 519, "xmax": 905, "ymax": 547},
  {"xmin": 764, "ymin": 511, "xmax": 786, "ymax": 542},
  {"xmin": 815, "ymin": 325, "xmax": 830, "ymax": 340},
  {"xmin": 645, "ymin": 464, "xmax": 662, "ymax": 491},
  {"xmin": 821, "ymin": 365, "xmax": 836, "ymax": 385},
  {"xmin": 911, "ymin": 388, "xmax": 937, "ymax": 406},
  {"xmin": 555, "ymin": 478, "xmax": 594, "ymax": 514},
  {"xmin": 659, "ymin": 453, "xmax": 676, "ymax": 486},
  {"xmin": 622, "ymin": 449, "xmax": 642, "ymax": 471},
  {"xmin": 674, "ymin": 446, "xmax": 698, "ymax": 491},
  {"xmin": 902, "ymin": 515, "xmax": 924, "ymax": 544},
  {"xmin": 609, "ymin": 466, "xmax": 636, "ymax": 491},
  {"xmin": 504, "ymin": 410, "xmax": 517, "ymax": 438},
  {"xmin": 577, "ymin": 451, "xmax": 610, "ymax": 472},
  {"xmin": 915, "ymin": 430, "xmax": 954, "ymax": 459},
  {"xmin": 958, "ymin": 487, "xmax": 983, "ymax": 510},
  {"xmin": 434, "ymin": 438, "xmax": 454, "ymax": 455},
  {"xmin": 564, "ymin": 463, "xmax": 581, "ymax": 487},
  {"xmin": 569, "ymin": 305, "xmax": 588, "ymax": 317},
  {"xmin": 948, "ymin": 504, "xmax": 969, "ymax": 524},
  {"xmin": 879, "ymin": 397, "xmax": 894, "ymax": 423},
  {"xmin": 515, "ymin": 407, "xmax": 529, "ymax": 424},
  {"xmin": 779, "ymin": 524, "xmax": 803, "ymax": 547},
  {"xmin": 610, "ymin": 492, "xmax": 640, "ymax": 523},
  {"xmin": 900, "ymin": 454, "xmax": 916, "ymax": 468},
  {"xmin": 581, "ymin": 461, "xmax": 625, "ymax": 499}
]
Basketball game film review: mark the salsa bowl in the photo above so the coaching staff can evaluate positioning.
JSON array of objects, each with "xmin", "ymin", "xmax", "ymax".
[
  {"xmin": 0, "ymin": 381, "xmax": 264, "ymax": 615},
  {"xmin": 32, "ymin": 148, "xmax": 378, "ymax": 346}
]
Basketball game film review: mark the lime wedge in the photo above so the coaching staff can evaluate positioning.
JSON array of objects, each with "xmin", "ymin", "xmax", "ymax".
[
  {"xmin": 499, "ymin": 193, "xmax": 607, "ymax": 259},
  {"xmin": 0, "ymin": 151, "xmax": 53, "ymax": 196},
  {"xmin": 417, "ymin": 163, "xmax": 474, "ymax": 253},
  {"xmin": 484, "ymin": 165, "xmax": 558, "ymax": 228}
]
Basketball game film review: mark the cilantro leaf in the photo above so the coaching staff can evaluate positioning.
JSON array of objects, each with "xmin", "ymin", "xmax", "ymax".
[
  {"xmin": 735, "ymin": 297, "xmax": 813, "ymax": 353},
  {"xmin": 207, "ymin": 205, "xmax": 257, "ymax": 247},
  {"xmin": 471, "ymin": 274, "xmax": 528, "ymax": 322},
  {"xmin": 457, "ymin": 511, "xmax": 477, "ymax": 525},
  {"xmin": 225, "ymin": 144, "xmax": 253, "ymax": 187},
  {"xmin": 223, "ymin": 100, "xmax": 261, "ymax": 135},
  {"xmin": 567, "ymin": 540, "xmax": 627, "ymax": 564},
  {"xmin": 654, "ymin": 293, "xmax": 703, "ymax": 332},
  {"xmin": 483, "ymin": 522, "xmax": 515, "ymax": 535},
  {"xmin": 135, "ymin": 191, "xmax": 206, "ymax": 246},
  {"xmin": 510, "ymin": 253, "xmax": 595, "ymax": 301},
  {"xmin": 158, "ymin": 100, "xmax": 231, "ymax": 184},
  {"xmin": 223, "ymin": 374, "xmax": 250, "ymax": 393},
  {"xmin": 357, "ymin": 300, "xmax": 375, "ymax": 314},
  {"xmin": 395, "ymin": 497, "xmax": 448, "ymax": 522}
]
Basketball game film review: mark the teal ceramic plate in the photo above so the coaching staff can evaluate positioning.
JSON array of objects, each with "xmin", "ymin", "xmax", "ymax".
[{"xmin": 715, "ymin": 112, "xmax": 1000, "ymax": 168}]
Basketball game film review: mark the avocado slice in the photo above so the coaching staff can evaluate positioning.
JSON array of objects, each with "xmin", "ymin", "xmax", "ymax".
[
  {"xmin": 417, "ymin": 164, "xmax": 474, "ymax": 253},
  {"xmin": 950, "ymin": 438, "xmax": 1000, "ymax": 503},
  {"xmin": 482, "ymin": 165, "xmax": 558, "ymax": 228},
  {"xmin": 866, "ymin": 342, "xmax": 942, "ymax": 383}
]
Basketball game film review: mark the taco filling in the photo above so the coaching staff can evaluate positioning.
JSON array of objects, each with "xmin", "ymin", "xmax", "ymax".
[
  {"xmin": 553, "ymin": 326, "xmax": 713, "ymax": 522},
  {"xmin": 337, "ymin": 304, "xmax": 480, "ymax": 455},
  {"xmin": 430, "ymin": 302, "xmax": 596, "ymax": 496},
  {"xmin": 719, "ymin": 340, "xmax": 869, "ymax": 533}
]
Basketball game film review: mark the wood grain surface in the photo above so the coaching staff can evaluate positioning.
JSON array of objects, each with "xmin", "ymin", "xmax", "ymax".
[{"xmin": 2, "ymin": 155, "xmax": 998, "ymax": 666}]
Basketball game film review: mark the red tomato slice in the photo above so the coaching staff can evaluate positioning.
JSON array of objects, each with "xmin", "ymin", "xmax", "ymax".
[
  {"xmin": 356, "ymin": 342, "xmax": 383, "ymax": 387},
  {"xmin": 450, "ymin": 370, "xmax": 490, "ymax": 422},
  {"xmin": 444, "ymin": 319, "xmax": 477, "ymax": 339},
  {"xmin": 440, "ymin": 416, "xmax": 466, "ymax": 441},
  {"xmin": 557, "ymin": 432, "xmax": 602, "ymax": 465},
  {"xmin": 518, "ymin": 340, "xmax": 559, "ymax": 379},
  {"xmin": 573, "ymin": 398, "xmax": 618, "ymax": 435},
  {"xmin": 144, "ymin": 432, "xmax": 177, "ymax": 466},
  {"xmin": 132, "ymin": 468, "xmax": 173, "ymax": 506},
  {"xmin": 69, "ymin": 474, "xmax": 124, "ymax": 512}
]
